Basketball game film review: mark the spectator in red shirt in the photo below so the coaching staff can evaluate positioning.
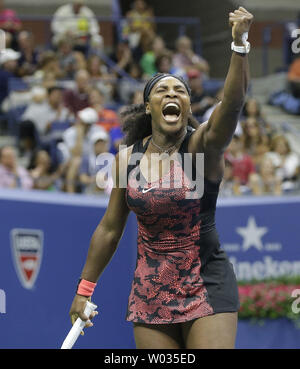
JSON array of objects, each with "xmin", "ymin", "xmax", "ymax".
[
  {"xmin": 64, "ymin": 68, "xmax": 90, "ymax": 114},
  {"xmin": 88, "ymin": 87, "xmax": 120, "ymax": 132},
  {"xmin": 225, "ymin": 135, "xmax": 256, "ymax": 186}
]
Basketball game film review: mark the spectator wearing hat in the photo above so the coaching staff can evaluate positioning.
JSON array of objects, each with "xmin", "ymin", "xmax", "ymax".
[
  {"xmin": 0, "ymin": 48, "xmax": 20, "ymax": 109},
  {"xmin": 0, "ymin": 145, "xmax": 33, "ymax": 189},
  {"xmin": 79, "ymin": 129, "xmax": 113, "ymax": 195},
  {"xmin": 60, "ymin": 107, "xmax": 104, "ymax": 192},
  {"xmin": 51, "ymin": 0, "xmax": 103, "ymax": 54}
]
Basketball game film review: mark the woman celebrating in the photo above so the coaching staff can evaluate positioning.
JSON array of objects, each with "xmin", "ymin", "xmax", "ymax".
[{"xmin": 69, "ymin": 7, "xmax": 253, "ymax": 349}]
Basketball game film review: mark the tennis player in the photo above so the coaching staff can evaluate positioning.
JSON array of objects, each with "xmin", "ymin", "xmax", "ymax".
[{"xmin": 69, "ymin": 7, "xmax": 253, "ymax": 349}]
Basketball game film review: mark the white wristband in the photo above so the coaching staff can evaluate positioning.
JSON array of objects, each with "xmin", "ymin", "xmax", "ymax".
[
  {"xmin": 242, "ymin": 32, "xmax": 249, "ymax": 45},
  {"xmin": 231, "ymin": 41, "xmax": 250, "ymax": 54}
]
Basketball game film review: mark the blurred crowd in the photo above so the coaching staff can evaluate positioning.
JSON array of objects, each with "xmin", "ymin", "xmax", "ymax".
[{"xmin": 0, "ymin": 0, "xmax": 299, "ymax": 197}]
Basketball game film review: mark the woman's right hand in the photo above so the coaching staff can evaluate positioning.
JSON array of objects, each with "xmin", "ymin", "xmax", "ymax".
[{"xmin": 69, "ymin": 294, "xmax": 98, "ymax": 336}]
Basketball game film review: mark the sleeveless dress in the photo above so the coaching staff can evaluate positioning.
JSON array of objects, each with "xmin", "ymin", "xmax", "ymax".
[{"xmin": 125, "ymin": 127, "xmax": 239, "ymax": 324}]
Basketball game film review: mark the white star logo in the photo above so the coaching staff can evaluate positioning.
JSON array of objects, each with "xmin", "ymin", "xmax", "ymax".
[{"xmin": 236, "ymin": 216, "xmax": 268, "ymax": 252}]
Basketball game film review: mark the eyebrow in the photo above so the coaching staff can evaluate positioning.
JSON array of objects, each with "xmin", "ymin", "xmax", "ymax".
[{"xmin": 155, "ymin": 84, "xmax": 186, "ymax": 91}]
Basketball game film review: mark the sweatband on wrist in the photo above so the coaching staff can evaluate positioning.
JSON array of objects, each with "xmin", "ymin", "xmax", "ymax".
[{"xmin": 76, "ymin": 278, "xmax": 97, "ymax": 297}]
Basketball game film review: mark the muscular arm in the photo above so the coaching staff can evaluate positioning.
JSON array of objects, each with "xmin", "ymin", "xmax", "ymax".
[
  {"xmin": 189, "ymin": 7, "xmax": 253, "ymax": 182},
  {"xmin": 80, "ymin": 150, "xmax": 130, "ymax": 282},
  {"xmin": 204, "ymin": 51, "xmax": 249, "ymax": 150}
]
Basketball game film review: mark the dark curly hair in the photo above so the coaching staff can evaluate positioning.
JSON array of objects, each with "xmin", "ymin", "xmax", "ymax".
[{"xmin": 121, "ymin": 104, "xmax": 200, "ymax": 146}]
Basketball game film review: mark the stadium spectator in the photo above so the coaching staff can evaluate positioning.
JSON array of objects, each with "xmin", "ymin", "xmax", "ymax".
[
  {"xmin": 63, "ymin": 69, "xmax": 90, "ymax": 114},
  {"xmin": 118, "ymin": 63, "xmax": 144, "ymax": 104},
  {"xmin": 88, "ymin": 87, "xmax": 120, "ymax": 132},
  {"xmin": 155, "ymin": 53, "xmax": 186, "ymax": 79},
  {"xmin": 0, "ymin": 0, "xmax": 21, "ymax": 49},
  {"xmin": 173, "ymin": 35, "xmax": 209, "ymax": 77},
  {"xmin": 60, "ymin": 107, "xmax": 103, "ymax": 192},
  {"xmin": 79, "ymin": 129, "xmax": 113, "ymax": 195},
  {"xmin": 33, "ymin": 50, "xmax": 64, "ymax": 82},
  {"xmin": 28, "ymin": 150, "xmax": 65, "ymax": 191},
  {"xmin": 219, "ymin": 159, "xmax": 241, "ymax": 197},
  {"xmin": 73, "ymin": 51, "xmax": 88, "ymax": 71},
  {"xmin": 225, "ymin": 135, "xmax": 256, "ymax": 188},
  {"xmin": 17, "ymin": 31, "xmax": 40, "ymax": 77},
  {"xmin": 140, "ymin": 35, "xmax": 167, "ymax": 77},
  {"xmin": 86, "ymin": 54, "xmax": 113, "ymax": 100},
  {"xmin": 287, "ymin": 56, "xmax": 300, "ymax": 98},
  {"xmin": 51, "ymin": 0, "xmax": 103, "ymax": 54},
  {"xmin": 0, "ymin": 145, "xmax": 33, "ymax": 189},
  {"xmin": 56, "ymin": 37, "xmax": 77, "ymax": 79},
  {"xmin": 241, "ymin": 97, "xmax": 273, "ymax": 135},
  {"xmin": 265, "ymin": 135, "xmax": 299, "ymax": 191},
  {"xmin": 123, "ymin": 0, "xmax": 155, "ymax": 50},
  {"xmin": 249, "ymin": 155, "xmax": 282, "ymax": 195},
  {"xmin": 87, "ymin": 54, "xmax": 108, "ymax": 79},
  {"xmin": 242, "ymin": 97, "xmax": 263, "ymax": 120},
  {"xmin": 241, "ymin": 117, "xmax": 266, "ymax": 157},
  {"xmin": 188, "ymin": 69, "xmax": 215, "ymax": 119},
  {"xmin": 111, "ymin": 40, "xmax": 133, "ymax": 77},
  {"xmin": 0, "ymin": 48, "xmax": 20, "ymax": 109},
  {"xmin": 20, "ymin": 86, "xmax": 73, "ymax": 153}
]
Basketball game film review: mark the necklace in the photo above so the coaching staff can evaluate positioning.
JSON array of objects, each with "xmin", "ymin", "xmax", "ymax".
[{"xmin": 150, "ymin": 132, "xmax": 186, "ymax": 154}]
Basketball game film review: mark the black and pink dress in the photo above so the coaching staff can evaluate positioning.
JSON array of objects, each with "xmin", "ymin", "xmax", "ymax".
[{"xmin": 125, "ymin": 127, "xmax": 239, "ymax": 324}]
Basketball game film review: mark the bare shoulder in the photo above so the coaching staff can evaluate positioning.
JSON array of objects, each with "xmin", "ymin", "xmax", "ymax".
[{"xmin": 188, "ymin": 121, "xmax": 209, "ymax": 154}]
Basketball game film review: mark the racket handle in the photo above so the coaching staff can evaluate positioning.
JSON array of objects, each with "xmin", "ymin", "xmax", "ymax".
[{"xmin": 61, "ymin": 301, "xmax": 97, "ymax": 349}]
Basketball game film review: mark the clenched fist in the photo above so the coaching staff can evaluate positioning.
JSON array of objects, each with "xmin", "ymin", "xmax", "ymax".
[{"xmin": 229, "ymin": 7, "xmax": 254, "ymax": 46}]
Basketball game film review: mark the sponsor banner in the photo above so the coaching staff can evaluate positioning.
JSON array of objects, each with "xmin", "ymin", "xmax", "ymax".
[{"xmin": 217, "ymin": 200, "xmax": 300, "ymax": 281}]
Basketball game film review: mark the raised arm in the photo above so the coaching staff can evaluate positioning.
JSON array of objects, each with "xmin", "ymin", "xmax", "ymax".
[{"xmin": 189, "ymin": 7, "xmax": 253, "ymax": 181}]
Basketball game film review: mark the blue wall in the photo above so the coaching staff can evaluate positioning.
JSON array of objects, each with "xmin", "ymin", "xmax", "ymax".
[{"xmin": 0, "ymin": 190, "xmax": 299, "ymax": 349}]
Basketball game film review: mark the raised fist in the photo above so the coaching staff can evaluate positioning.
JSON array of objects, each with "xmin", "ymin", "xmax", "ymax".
[{"xmin": 229, "ymin": 7, "xmax": 254, "ymax": 46}]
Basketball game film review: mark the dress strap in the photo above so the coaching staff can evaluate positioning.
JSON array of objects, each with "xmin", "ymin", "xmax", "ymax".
[
  {"xmin": 127, "ymin": 136, "xmax": 152, "ymax": 182},
  {"xmin": 178, "ymin": 126, "xmax": 195, "ymax": 154}
]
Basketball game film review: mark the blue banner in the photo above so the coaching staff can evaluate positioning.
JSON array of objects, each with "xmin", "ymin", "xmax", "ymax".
[
  {"xmin": 216, "ymin": 197, "xmax": 300, "ymax": 281},
  {"xmin": 0, "ymin": 190, "xmax": 299, "ymax": 349}
]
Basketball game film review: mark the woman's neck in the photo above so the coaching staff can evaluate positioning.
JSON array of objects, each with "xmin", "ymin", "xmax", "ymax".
[{"xmin": 150, "ymin": 127, "xmax": 187, "ymax": 151}]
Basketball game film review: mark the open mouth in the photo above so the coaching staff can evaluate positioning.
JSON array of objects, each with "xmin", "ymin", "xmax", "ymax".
[{"xmin": 162, "ymin": 103, "xmax": 181, "ymax": 123}]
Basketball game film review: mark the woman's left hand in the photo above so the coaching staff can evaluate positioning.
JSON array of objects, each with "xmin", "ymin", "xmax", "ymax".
[{"xmin": 229, "ymin": 7, "xmax": 254, "ymax": 45}]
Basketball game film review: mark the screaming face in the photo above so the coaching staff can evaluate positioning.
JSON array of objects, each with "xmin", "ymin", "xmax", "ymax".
[{"xmin": 146, "ymin": 76, "xmax": 191, "ymax": 133}]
